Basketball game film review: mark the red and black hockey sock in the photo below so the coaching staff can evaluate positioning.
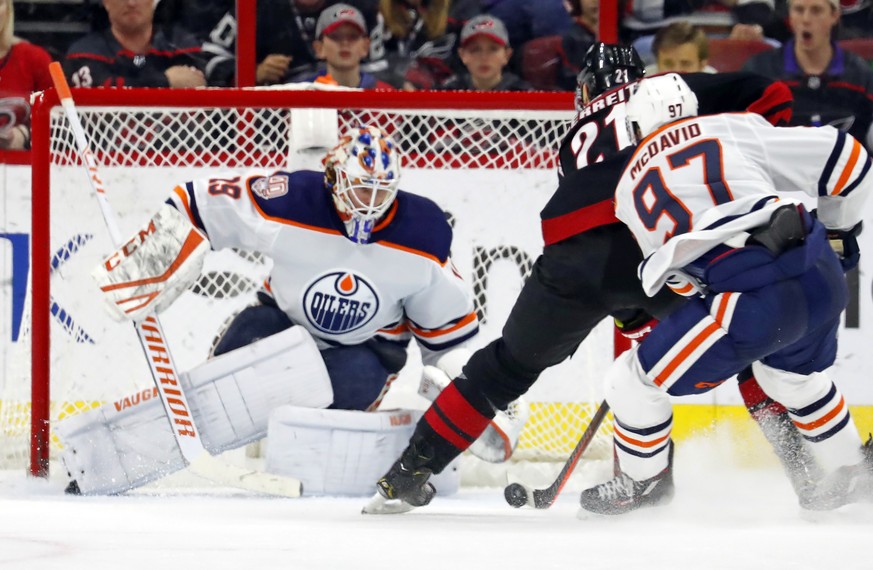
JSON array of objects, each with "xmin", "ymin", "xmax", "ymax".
[
  {"xmin": 412, "ymin": 374, "xmax": 498, "ymax": 474},
  {"xmin": 738, "ymin": 366, "xmax": 788, "ymax": 420}
]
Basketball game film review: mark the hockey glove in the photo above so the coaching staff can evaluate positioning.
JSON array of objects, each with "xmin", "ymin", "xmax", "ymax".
[
  {"xmin": 614, "ymin": 311, "xmax": 659, "ymax": 342},
  {"xmin": 376, "ymin": 439, "xmax": 436, "ymax": 507},
  {"xmin": 826, "ymin": 222, "xmax": 862, "ymax": 271}
]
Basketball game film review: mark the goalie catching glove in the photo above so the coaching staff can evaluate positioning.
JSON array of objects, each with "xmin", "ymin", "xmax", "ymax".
[{"xmin": 92, "ymin": 204, "xmax": 210, "ymax": 321}]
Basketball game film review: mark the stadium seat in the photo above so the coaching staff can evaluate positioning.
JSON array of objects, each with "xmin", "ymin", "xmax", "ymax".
[
  {"xmin": 839, "ymin": 38, "xmax": 873, "ymax": 63},
  {"xmin": 521, "ymin": 35, "xmax": 564, "ymax": 91},
  {"xmin": 706, "ymin": 39, "xmax": 775, "ymax": 72}
]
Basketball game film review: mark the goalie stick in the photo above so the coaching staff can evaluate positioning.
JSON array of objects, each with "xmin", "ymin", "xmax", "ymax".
[
  {"xmin": 47, "ymin": 62, "xmax": 301, "ymax": 498},
  {"xmin": 504, "ymin": 400, "xmax": 610, "ymax": 509}
]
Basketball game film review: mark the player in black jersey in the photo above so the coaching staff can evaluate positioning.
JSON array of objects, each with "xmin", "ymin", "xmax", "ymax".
[{"xmin": 374, "ymin": 43, "xmax": 804, "ymax": 509}]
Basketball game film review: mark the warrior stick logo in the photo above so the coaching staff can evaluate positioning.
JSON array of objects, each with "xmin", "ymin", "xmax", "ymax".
[{"xmin": 303, "ymin": 271, "xmax": 379, "ymax": 334}]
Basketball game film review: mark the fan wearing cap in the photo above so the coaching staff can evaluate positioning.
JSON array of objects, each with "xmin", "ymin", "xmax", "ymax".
[
  {"xmin": 292, "ymin": 3, "xmax": 395, "ymax": 89},
  {"xmin": 436, "ymin": 15, "xmax": 531, "ymax": 92}
]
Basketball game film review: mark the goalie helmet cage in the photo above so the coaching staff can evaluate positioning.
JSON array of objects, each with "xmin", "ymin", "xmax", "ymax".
[{"xmin": 20, "ymin": 87, "xmax": 626, "ymax": 479}]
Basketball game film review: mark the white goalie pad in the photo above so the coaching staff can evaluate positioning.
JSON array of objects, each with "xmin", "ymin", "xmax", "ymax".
[
  {"xmin": 419, "ymin": 350, "xmax": 531, "ymax": 463},
  {"xmin": 92, "ymin": 204, "xmax": 210, "ymax": 322},
  {"xmin": 182, "ymin": 325, "xmax": 333, "ymax": 454},
  {"xmin": 264, "ymin": 406, "xmax": 460, "ymax": 496},
  {"xmin": 56, "ymin": 326, "xmax": 333, "ymax": 495},
  {"xmin": 57, "ymin": 387, "xmax": 186, "ymax": 495}
]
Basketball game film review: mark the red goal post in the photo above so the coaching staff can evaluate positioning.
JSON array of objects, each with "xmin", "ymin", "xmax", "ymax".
[{"xmin": 19, "ymin": 87, "xmax": 621, "ymax": 479}]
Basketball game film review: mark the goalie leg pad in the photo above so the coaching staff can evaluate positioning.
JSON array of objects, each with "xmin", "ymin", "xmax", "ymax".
[
  {"xmin": 182, "ymin": 325, "xmax": 333, "ymax": 454},
  {"xmin": 57, "ymin": 388, "xmax": 186, "ymax": 495},
  {"xmin": 264, "ymin": 406, "xmax": 459, "ymax": 496}
]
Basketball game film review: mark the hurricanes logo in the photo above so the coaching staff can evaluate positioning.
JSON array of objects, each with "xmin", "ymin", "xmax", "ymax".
[{"xmin": 303, "ymin": 271, "xmax": 379, "ymax": 334}]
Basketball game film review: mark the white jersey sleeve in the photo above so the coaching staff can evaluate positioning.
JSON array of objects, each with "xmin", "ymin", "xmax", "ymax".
[
  {"xmin": 615, "ymin": 113, "xmax": 873, "ymax": 295},
  {"xmin": 737, "ymin": 116, "xmax": 870, "ymax": 232},
  {"xmin": 402, "ymin": 257, "xmax": 478, "ymax": 367},
  {"xmin": 166, "ymin": 170, "xmax": 281, "ymax": 252}
]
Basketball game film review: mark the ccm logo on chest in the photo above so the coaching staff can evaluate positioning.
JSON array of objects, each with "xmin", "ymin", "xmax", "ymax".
[{"xmin": 303, "ymin": 271, "xmax": 380, "ymax": 334}]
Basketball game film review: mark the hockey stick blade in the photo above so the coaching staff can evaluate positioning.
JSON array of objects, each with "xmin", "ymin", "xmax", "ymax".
[
  {"xmin": 504, "ymin": 400, "xmax": 610, "ymax": 509},
  {"xmin": 188, "ymin": 455, "xmax": 302, "ymax": 498},
  {"xmin": 361, "ymin": 493, "xmax": 416, "ymax": 515}
]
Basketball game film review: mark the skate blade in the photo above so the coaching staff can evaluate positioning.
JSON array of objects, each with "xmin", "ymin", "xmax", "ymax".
[{"xmin": 361, "ymin": 494, "xmax": 416, "ymax": 515}]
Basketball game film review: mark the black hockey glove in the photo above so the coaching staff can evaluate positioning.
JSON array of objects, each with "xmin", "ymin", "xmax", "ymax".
[
  {"xmin": 826, "ymin": 222, "xmax": 862, "ymax": 271},
  {"xmin": 376, "ymin": 439, "xmax": 436, "ymax": 507}
]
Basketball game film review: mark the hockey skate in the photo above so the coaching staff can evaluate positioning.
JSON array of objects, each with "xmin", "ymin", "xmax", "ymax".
[
  {"xmin": 800, "ymin": 462, "xmax": 873, "ymax": 512},
  {"xmin": 579, "ymin": 444, "xmax": 674, "ymax": 515}
]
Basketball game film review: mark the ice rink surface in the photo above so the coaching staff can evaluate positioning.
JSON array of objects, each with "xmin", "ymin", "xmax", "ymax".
[{"xmin": 1, "ymin": 437, "xmax": 870, "ymax": 570}]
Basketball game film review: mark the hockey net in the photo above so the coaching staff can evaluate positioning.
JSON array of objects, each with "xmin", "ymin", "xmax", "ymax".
[{"xmin": 5, "ymin": 87, "xmax": 616, "ymax": 482}]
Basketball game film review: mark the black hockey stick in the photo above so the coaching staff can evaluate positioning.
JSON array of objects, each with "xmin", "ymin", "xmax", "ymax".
[{"xmin": 504, "ymin": 400, "xmax": 610, "ymax": 509}]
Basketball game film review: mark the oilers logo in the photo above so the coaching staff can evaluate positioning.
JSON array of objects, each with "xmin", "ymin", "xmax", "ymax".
[{"xmin": 303, "ymin": 271, "xmax": 379, "ymax": 334}]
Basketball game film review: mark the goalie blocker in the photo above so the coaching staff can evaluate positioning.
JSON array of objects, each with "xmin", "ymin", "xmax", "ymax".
[{"xmin": 57, "ymin": 326, "xmax": 333, "ymax": 495}]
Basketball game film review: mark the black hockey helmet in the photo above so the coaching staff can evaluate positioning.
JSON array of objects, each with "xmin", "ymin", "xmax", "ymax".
[{"xmin": 575, "ymin": 42, "xmax": 646, "ymax": 111}]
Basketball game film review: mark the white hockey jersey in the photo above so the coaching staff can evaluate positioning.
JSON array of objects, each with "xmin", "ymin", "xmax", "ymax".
[
  {"xmin": 168, "ymin": 169, "xmax": 478, "ymax": 364},
  {"xmin": 614, "ymin": 113, "xmax": 872, "ymax": 296}
]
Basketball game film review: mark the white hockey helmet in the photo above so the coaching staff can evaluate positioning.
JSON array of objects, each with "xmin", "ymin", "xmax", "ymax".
[
  {"xmin": 625, "ymin": 73, "xmax": 699, "ymax": 142},
  {"xmin": 323, "ymin": 126, "xmax": 401, "ymax": 244}
]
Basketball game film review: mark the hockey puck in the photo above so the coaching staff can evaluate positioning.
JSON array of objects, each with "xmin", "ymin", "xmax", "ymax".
[{"xmin": 504, "ymin": 482, "xmax": 529, "ymax": 508}]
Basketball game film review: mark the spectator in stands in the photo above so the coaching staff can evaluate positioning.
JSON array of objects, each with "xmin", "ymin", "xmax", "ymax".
[
  {"xmin": 170, "ymin": 0, "xmax": 381, "ymax": 87},
  {"xmin": 0, "ymin": 0, "xmax": 51, "ymax": 150},
  {"xmin": 743, "ymin": 0, "xmax": 873, "ymax": 151},
  {"xmin": 174, "ymin": 0, "xmax": 236, "ymax": 86},
  {"xmin": 257, "ymin": 0, "xmax": 383, "ymax": 85},
  {"xmin": 378, "ymin": 0, "xmax": 479, "ymax": 90},
  {"xmin": 63, "ymin": 0, "xmax": 207, "ymax": 88},
  {"xmin": 436, "ymin": 14, "xmax": 530, "ymax": 91},
  {"xmin": 292, "ymin": 3, "xmax": 394, "ymax": 89},
  {"xmin": 484, "ymin": 0, "xmax": 571, "ymax": 76},
  {"xmin": 649, "ymin": 22, "xmax": 716, "ymax": 74},
  {"xmin": 555, "ymin": 0, "xmax": 597, "ymax": 91},
  {"xmin": 623, "ymin": 0, "xmax": 773, "ymax": 63}
]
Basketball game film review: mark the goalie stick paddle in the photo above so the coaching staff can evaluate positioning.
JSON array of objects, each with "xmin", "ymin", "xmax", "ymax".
[
  {"xmin": 47, "ymin": 62, "xmax": 302, "ymax": 498},
  {"xmin": 504, "ymin": 400, "xmax": 610, "ymax": 509}
]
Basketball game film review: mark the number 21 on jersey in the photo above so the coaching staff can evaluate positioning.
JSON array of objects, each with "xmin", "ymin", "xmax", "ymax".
[{"xmin": 570, "ymin": 105, "xmax": 633, "ymax": 169}]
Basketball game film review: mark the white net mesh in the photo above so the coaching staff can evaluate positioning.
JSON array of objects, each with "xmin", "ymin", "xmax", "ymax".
[{"xmin": 3, "ymin": 90, "xmax": 615, "ymax": 476}]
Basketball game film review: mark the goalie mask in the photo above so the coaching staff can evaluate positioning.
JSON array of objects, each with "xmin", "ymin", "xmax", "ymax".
[
  {"xmin": 324, "ymin": 126, "xmax": 401, "ymax": 244},
  {"xmin": 575, "ymin": 42, "xmax": 646, "ymax": 113},
  {"xmin": 625, "ymin": 74, "xmax": 699, "ymax": 143}
]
